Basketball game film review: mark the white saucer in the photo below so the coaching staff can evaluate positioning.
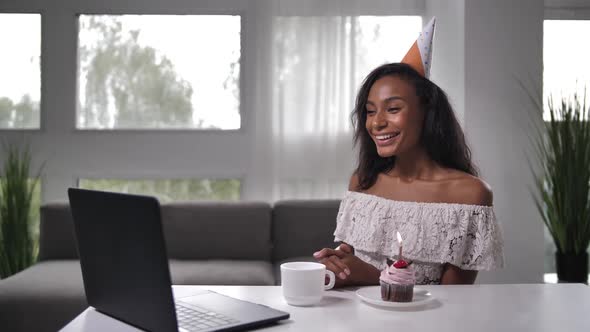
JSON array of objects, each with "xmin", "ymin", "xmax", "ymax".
[{"xmin": 356, "ymin": 286, "xmax": 435, "ymax": 308}]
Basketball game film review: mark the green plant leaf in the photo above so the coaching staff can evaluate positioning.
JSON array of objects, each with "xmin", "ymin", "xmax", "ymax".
[
  {"xmin": 0, "ymin": 142, "xmax": 43, "ymax": 278},
  {"xmin": 529, "ymin": 92, "xmax": 590, "ymax": 256}
]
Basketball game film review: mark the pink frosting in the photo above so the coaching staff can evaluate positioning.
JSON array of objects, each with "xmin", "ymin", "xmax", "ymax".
[{"xmin": 380, "ymin": 262, "xmax": 416, "ymax": 285}]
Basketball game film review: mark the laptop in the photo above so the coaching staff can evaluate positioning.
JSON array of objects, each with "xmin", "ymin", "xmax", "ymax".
[{"xmin": 67, "ymin": 188, "xmax": 289, "ymax": 332}]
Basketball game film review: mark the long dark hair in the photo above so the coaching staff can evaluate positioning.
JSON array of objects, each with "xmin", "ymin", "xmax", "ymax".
[{"xmin": 352, "ymin": 63, "xmax": 478, "ymax": 190}]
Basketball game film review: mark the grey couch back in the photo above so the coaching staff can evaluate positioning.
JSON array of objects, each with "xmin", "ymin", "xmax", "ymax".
[
  {"xmin": 161, "ymin": 202, "xmax": 272, "ymax": 260},
  {"xmin": 38, "ymin": 199, "xmax": 340, "ymax": 262},
  {"xmin": 271, "ymin": 200, "xmax": 340, "ymax": 262}
]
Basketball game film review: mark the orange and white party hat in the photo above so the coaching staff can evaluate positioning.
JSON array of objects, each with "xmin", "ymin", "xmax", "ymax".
[{"xmin": 401, "ymin": 17, "xmax": 436, "ymax": 78}]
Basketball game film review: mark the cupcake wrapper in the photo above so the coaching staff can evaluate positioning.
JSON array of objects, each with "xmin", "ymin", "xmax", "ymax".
[{"xmin": 380, "ymin": 281, "xmax": 414, "ymax": 302}]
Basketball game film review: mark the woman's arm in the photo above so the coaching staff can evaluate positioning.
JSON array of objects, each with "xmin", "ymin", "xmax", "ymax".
[
  {"xmin": 440, "ymin": 264, "xmax": 478, "ymax": 284},
  {"xmin": 338, "ymin": 254, "xmax": 381, "ymax": 287}
]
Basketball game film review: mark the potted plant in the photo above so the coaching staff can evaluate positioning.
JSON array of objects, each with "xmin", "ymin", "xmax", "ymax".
[
  {"xmin": 0, "ymin": 143, "xmax": 42, "ymax": 279},
  {"xmin": 531, "ymin": 94, "xmax": 590, "ymax": 283}
]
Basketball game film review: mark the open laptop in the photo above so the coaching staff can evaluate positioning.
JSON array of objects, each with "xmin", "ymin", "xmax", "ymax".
[{"xmin": 67, "ymin": 188, "xmax": 289, "ymax": 332}]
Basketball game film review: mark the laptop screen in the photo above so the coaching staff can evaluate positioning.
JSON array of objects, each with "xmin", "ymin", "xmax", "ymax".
[{"xmin": 68, "ymin": 188, "xmax": 178, "ymax": 332}]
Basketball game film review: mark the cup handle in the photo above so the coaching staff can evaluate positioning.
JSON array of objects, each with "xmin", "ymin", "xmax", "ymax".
[{"xmin": 324, "ymin": 270, "xmax": 336, "ymax": 290}]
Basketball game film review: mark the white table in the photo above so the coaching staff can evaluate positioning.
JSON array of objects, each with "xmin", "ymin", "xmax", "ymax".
[{"xmin": 61, "ymin": 284, "xmax": 590, "ymax": 331}]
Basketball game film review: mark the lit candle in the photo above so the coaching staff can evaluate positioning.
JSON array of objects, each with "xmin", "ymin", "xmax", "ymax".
[{"xmin": 396, "ymin": 231, "xmax": 403, "ymax": 261}]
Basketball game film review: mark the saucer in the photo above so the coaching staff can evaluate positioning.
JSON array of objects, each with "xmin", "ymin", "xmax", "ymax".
[{"xmin": 356, "ymin": 286, "xmax": 435, "ymax": 308}]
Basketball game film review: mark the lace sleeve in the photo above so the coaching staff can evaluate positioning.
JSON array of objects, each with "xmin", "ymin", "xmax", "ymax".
[{"xmin": 446, "ymin": 209, "xmax": 504, "ymax": 270}]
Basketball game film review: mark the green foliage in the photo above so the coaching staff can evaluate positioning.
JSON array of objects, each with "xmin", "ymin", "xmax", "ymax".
[
  {"xmin": 0, "ymin": 144, "xmax": 42, "ymax": 278},
  {"xmin": 79, "ymin": 16, "xmax": 193, "ymax": 128},
  {"xmin": 0, "ymin": 97, "xmax": 13, "ymax": 126},
  {"xmin": 0, "ymin": 94, "xmax": 39, "ymax": 128},
  {"xmin": 531, "ymin": 94, "xmax": 590, "ymax": 255},
  {"xmin": 78, "ymin": 178, "xmax": 240, "ymax": 203},
  {"xmin": 13, "ymin": 95, "xmax": 38, "ymax": 128}
]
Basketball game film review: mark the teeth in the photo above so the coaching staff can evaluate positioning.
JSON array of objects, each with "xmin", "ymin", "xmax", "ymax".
[{"xmin": 376, "ymin": 133, "xmax": 397, "ymax": 140}]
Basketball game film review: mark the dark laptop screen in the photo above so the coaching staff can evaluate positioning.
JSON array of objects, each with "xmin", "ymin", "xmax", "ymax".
[{"xmin": 68, "ymin": 188, "xmax": 178, "ymax": 332}]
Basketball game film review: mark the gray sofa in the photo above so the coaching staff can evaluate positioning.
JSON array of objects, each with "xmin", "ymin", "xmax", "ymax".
[{"xmin": 0, "ymin": 199, "xmax": 340, "ymax": 332}]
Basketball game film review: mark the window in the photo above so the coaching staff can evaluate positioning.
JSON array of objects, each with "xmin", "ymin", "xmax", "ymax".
[
  {"xmin": 273, "ymin": 15, "xmax": 421, "ymax": 137},
  {"xmin": 543, "ymin": 20, "xmax": 590, "ymax": 120},
  {"xmin": 270, "ymin": 15, "xmax": 422, "ymax": 199},
  {"xmin": 77, "ymin": 15, "xmax": 241, "ymax": 130},
  {"xmin": 543, "ymin": 19, "xmax": 590, "ymax": 275},
  {"xmin": 78, "ymin": 178, "xmax": 241, "ymax": 202},
  {"xmin": 0, "ymin": 13, "xmax": 41, "ymax": 129}
]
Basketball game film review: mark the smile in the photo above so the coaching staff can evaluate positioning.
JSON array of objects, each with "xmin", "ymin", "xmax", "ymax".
[{"xmin": 374, "ymin": 132, "xmax": 400, "ymax": 146}]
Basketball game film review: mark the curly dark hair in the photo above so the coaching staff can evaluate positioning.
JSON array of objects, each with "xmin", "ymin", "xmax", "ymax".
[{"xmin": 352, "ymin": 62, "xmax": 478, "ymax": 190}]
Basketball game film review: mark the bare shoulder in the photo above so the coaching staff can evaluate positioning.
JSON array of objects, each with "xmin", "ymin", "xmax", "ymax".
[
  {"xmin": 444, "ymin": 171, "xmax": 493, "ymax": 206},
  {"xmin": 348, "ymin": 172, "xmax": 361, "ymax": 191}
]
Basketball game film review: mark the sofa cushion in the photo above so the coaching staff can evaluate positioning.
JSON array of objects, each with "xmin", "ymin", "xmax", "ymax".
[
  {"xmin": 162, "ymin": 202, "xmax": 272, "ymax": 260},
  {"xmin": 271, "ymin": 200, "xmax": 340, "ymax": 262},
  {"xmin": 169, "ymin": 259, "xmax": 275, "ymax": 285},
  {"xmin": 38, "ymin": 204, "xmax": 79, "ymax": 260},
  {"xmin": 0, "ymin": 260, "xmax": 87, "ymax": 332}
]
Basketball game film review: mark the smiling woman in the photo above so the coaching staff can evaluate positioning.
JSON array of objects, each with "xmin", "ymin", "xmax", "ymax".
[
  {"xmin": 314, "ymin": 19, "xmax": 504, "ymax": 287},
  {"xmin": 354, "ymin": 63, "xmax": 478, "ymax": 193}
]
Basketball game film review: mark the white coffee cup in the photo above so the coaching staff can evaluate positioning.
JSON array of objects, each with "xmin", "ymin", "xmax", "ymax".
[{"xmin": 280, "ymin": 262, "xmax": 336, "ymax": 306}]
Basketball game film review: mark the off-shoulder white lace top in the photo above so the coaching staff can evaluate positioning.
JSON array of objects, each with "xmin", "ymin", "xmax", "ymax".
[{"xmin": 334, "ymin": 191, "xmax": 504, "ymax": 285}]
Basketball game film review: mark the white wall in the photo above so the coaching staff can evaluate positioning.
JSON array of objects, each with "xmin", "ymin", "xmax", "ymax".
[
  {"xmin": 424, "ymin": 0, "xmax": 546, "ymax": 283},
  {"xmin": 463, "ymin": 0, "xmax": 545, "ymax": 283}
]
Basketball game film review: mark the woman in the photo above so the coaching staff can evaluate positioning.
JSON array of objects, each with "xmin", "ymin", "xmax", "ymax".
[{"xmin": 313, "ymin": 21, "xmax": 504, "ymax": 285}]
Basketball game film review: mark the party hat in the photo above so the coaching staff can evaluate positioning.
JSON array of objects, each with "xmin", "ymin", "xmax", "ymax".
[{"xmin": 401, "ymin": 17, "xmax": 436, "ymax": 78}]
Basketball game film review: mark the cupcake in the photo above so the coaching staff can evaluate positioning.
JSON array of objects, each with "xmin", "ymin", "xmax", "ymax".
[{"xmin": 379, "ymin": 259, "xmax": 415, "ymax": 302}]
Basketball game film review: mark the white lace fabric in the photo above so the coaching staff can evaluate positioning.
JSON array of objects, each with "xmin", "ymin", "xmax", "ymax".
[{"xmin": 334, "ymin": 191, "xmax": 505, "ymax": 285}]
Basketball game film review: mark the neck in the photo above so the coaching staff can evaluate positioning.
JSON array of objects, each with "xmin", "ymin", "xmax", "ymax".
[{"xmin": 389, "ymin": 146, "xmax": 438, "ymax": 181}]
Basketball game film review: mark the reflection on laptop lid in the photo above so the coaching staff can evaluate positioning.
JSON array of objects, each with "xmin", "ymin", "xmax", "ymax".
[{"xmin": 68, "ymin": 188, "xmax": 289, "ymax": 332}]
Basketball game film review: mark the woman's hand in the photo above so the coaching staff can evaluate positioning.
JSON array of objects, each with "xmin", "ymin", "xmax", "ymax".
[
  {"xmin": 313, "ymin": 243, "xmax": 380, "ymax": 287},
  {"xmin": 336, "ymin": 242, "xmax": 354, "ymax": 254},
  {"xmin": 313, "ymin": 247, "xmax": 352, "ymax": 281}
]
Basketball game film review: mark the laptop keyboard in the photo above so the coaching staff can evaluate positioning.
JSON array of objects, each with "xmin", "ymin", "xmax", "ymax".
[{"xmin": 175, "ymin": 302, "xmax": 240, "ymax": 331}]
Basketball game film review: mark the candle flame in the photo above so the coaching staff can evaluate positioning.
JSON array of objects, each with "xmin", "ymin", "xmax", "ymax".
[{"xmin": 396, "ymin": 231, "xmax": 403, "ymax": 244}]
